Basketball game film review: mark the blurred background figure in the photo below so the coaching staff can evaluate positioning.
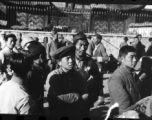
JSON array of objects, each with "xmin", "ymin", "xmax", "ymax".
[
  {"xmin": 32, "ymin": 37, "xmax": 39, "ymax": 42},
  {"xmin": 131, "ymin": 35, "xmax": 145, "ymax": 60},
  {"xmin": 87, "ymin": 35, "xmax": 92, "ymax": 44},
  {"xmin": 65, "ymin": 35, "xmax": 73, "ymax": 46},
  {"xmin": 42, "ymin": 37, "xmax": 48, "ymax": 49},
  {"xmin": 119, "ymin": 37, "xmax": 129, "ymax": 49},
  {"xmin": 58, "ymin": 34, "xmax": 66, "ymax": 48},
  {"xmin": 0, "ymin": 34, "xmax": 17, "ymax": 83},
  {"xmin": 145, "ymin": 38, "xmax": 152, "ymax": 56},
  {"xmin": 13, "ymin": 32, "xmax": 22, "ymax": 53},
  {"xmin": 0, "ymin": 31, "xmax": 6, "ymax": 50}
]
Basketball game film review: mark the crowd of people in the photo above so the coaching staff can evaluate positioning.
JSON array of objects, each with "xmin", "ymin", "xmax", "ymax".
[{"xmin": 0, "ymin": 29, "xmax": 151, "ymax": 118}]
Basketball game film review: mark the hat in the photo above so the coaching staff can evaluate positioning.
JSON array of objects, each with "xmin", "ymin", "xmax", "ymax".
[
  {"xmin": 87, "ymin": 35, "xmax": 92, "ymax": 39},
  {"xmin": 73, "ymin": 32, "xmax": 87, "ymax": 44},
  {"xmin": 53, "ymin": 45, "xmax": 75, "ymax": 60},
  {"xmin": 21, "ymin": 37, "xmax": 35, "ymax": 48},
  {"xmin": 28, "ymin": 42, "xmax": 45, "ymax": 56}
]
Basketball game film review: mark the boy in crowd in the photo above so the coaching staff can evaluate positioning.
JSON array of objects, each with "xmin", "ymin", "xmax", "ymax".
[
  {"xmin": 45, "ymin": 45, "xmax": 88, "ymax": 117},
  {"xmin": 108, "ymin": 46, "xmax": 146, "ymax": 114}
]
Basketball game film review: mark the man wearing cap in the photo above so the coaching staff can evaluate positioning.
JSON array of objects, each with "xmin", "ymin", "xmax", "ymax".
[
  {"xmin": 45, "ymin": 45, "xmax": 88, "ymax": 117},
  {"xmin": 26, "ymin": 42, "xmax": 47, "ymax": 114},
  {"xmin": 0, "ymin": 34, "xmax": 17, "ymax": 84},
  {"xmin": 119, "ymin": 37, "xmax": 129, "ymax": 49},
  {"xmin": 131, "ymin": 36, "xmax": 145, "ymax": 60},
  {"xmin": 0, "ymin": 31, "xmax": 6, "ymax": 50},
  {"xmin": 73, "ymin": 32, "xmax": 104, "ymax": 115}
]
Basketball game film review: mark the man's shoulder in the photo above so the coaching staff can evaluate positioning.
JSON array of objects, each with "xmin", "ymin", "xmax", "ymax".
[
  {"xmin": 85, "ymin": 54, "xmax": 97, "ymax": 64},
  {"xmin": 47, "ymin": 68, "xmax": 61, "ymax": 79},
  {"xmin": 109, "ymin": 67, "xmax": 124, "ymax": 82}
]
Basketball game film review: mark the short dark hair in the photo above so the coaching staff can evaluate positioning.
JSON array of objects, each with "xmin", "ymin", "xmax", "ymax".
[
  {"xmin": 5, "ymin": 34, "xmax": 17, "ymax": 42},
  {"xmin": 10, "ymin": 53, "xmax": 32, "ymax": 78},
  {"xmin": 119, "ymin": 46, "xmax": 136, "ymax": 58},
  {"xmin": 124, "ymin": 37, "xmax": 128, "ymax": 41},
  {"xmin": 137, "ymin": 34, "xmax": 142, "ymax": 37},
  {"xmin": 95, "ymin": 34, "xmax": 102, "ymax": 40}
]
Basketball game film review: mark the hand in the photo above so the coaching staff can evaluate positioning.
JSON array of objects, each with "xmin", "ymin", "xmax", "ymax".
[
  {"xmin": 58, "ymin": 93, "xmax": 79, "ymax": 103},
  {"xmin": 139, "ymin": 73, "xmax": 147, "ymax": 81},
  {"xmin": 82, "ymin": 94, "xmax": 89, "ymax": 101},
  {"xmin": 97, "ymin": 57, "xmax": 103, "ymax": 62}
]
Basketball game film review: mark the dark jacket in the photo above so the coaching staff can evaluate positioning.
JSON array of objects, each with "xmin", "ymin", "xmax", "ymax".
[
  {"xmin": 46, "ymin": 68, "xmax": 87, "ymax": 116},
  {"xmin": 26, "ymin": 62, "xmax": 47, "ymax": 114},
  {"xmin": 132, "ymin": 41, "xmax": 145, "ymax": 59},
  {"xmin": 108, "ymin": 64, "xmax": 141, "ymax": 114},
  {"xmin": 74, "ymin": 55, "xmax": 103, "ymax": 108}
]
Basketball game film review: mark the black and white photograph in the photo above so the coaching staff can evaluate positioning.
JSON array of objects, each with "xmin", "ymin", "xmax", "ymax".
[{"xmin": 0, "ymin": 0, "xmax": 152, "ymax": 119}]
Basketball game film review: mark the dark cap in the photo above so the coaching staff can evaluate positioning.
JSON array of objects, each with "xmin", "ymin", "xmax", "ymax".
[
  {"xmin": 53, "ymin": 45, "xmax": 75, "ymax": 60},
  {"xmin": 73, "ymin": 32, "xmax": 87, "ymax": 44},
  {"xmin": 136, "ymin": 34, "xmax": 142, "ymax": 37},
  {"xmin": 134, "ymin": 36, "xmax": 138, "ymax": 39},
  {"xmin": 28, "ymin": 42, "xmax": 45, "ymax": 56},
  {"xmin": 87, "ymin": 35, "xmax": 92, "ymax": 39},
  {"xmin": 95, "ymin": 34, "xmax": 102, "ymax": 39}
]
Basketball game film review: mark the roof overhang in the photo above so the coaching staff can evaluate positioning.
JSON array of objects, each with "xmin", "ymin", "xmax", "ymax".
[{"xmin": 1, "ymin": 0, "xmax": 152, "ymax": 5}]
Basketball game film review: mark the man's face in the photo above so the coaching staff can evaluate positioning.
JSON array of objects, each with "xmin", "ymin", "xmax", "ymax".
[
  {"xmin": 93, "ymin": 36, "xmax": 101, "ymax": 45},
  {"xmin": 138, "ymin": 35, "xmax": 142, "ymax": 41},
  {"xmin": 59, "ymin": 53, "xmax": 74, "ymax": 71},
  {"xmin": 17, "ymin": 33, "xmax": 22, "ymax": 40},
  {"xmin": 121, "ymin": 52, "xmax": 137, "ymax": 69},
  {"xmin": 75, "ymin": 40, "xmax": 88, "ymax": 57},
  {"xmin": 6, "ymin": 37, "xmax": 16, "ymax": 49},
  {"xmin": 58, "ymin": 37, "xmax": 64, "ymax": 43}
]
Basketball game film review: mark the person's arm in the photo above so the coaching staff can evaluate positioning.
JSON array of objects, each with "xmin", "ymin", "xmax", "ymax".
[
  {"xmin": 100, "ymin": 44, "xmax": 109, "ymax": 62},
  {"xmin": 47, "ymin": 74, "xmax": 80, "ymax": 104},
  {"xmin": 16, "ymin": 96, "xmax": 33, "ymax": 114},
  {"xmin": 145, "ymin": 43, "xmax": 151, "ymax": 54},
  {"xmin": 86, "ymin": 42, "xmax": 93, "ymax": 57},
  {"xmin": 108, "ymin": 77, "xmax": 131, "ymax": 113},
  {"xmin": 46, "ymin": 41, "xmax": 51, "ymax": 60}
]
